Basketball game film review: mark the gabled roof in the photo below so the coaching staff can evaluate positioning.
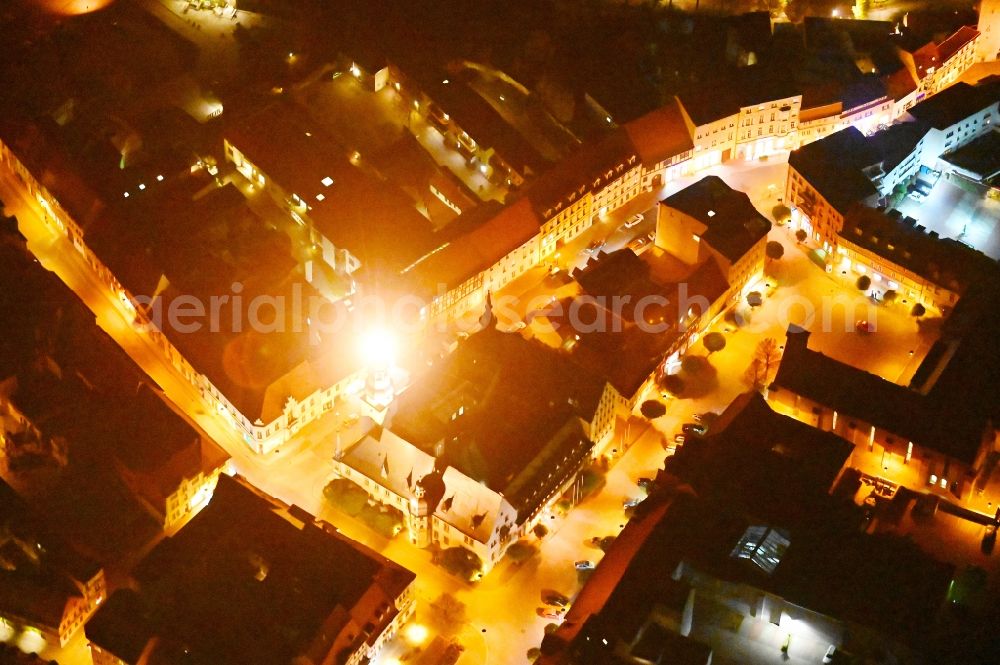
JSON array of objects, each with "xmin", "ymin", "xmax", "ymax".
[
  {"xmin": 937, "ymin": 25, "xmax": 980, "ymax": 62},
  {"xmin": 524, "ymin": 128, "xmax": 639, "ymax": 221},
  {"xmin": 386, "ymin": 328, "xmax": 601, "ymax": 518},
  {"xmin": 624, "ymin": 98, "xmax": 693, "ymax": 167},
  {"xmin": 404, "ymin": 197, "xmax": 541, "ymax": 293}
]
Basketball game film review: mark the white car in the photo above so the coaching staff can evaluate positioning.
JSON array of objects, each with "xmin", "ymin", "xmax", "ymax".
[
  {"xmin": 574, "ymin": 560, "xmax": 596, "ymax": 571},
  {"xmin": 621, "ymin": 213, "xmax": 643, "ymax": 230}
]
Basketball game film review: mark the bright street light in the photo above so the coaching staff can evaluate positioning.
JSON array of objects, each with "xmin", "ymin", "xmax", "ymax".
[
  {"xmin": 359, "ymin": 328, "xmax": 397, "ymax": 369},
  {"xmin": 404, "ymin": 623, "xmax": 429, "ymax": 646}
]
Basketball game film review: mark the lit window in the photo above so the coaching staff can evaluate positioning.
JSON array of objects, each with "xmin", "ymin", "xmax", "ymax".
[
  {"xmin": 940, "ymin": 477, "xmax": 947, "ymax": 489},
  {"xmin": 321, "ymin": 176, "xmax": 334, "ymax": 187},
  {"xmin": 316, "ymin": 193, "xmax": 325, "ymax": 202},
  {"xmin": 930, "ymin": 474, "xmax": 937, "ymax": 484}
]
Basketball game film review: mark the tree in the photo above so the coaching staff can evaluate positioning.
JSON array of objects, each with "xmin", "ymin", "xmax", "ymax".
[
  {"xmin": 772, "ymin": 204, "xmax": 791, "ymax": 224},
  {"xmin": 745, "ymin": 337, "xmax": 782, "ymax": 391},
  {"xmin": 640, "ymin": 400, "xmax": 667, "ymax": 419},
  {"xmin": 659, "ymin": 373, "xmax": 685, "ymax": 396},
  {"xmin": 795, "ymin": 229, "xmax": 807, "ymax": 243},
  {"xmin": 883, "ymin": 289, "xmax": 897, "ymax": 303},
  {"xmin": 681, "ymin": 355, "xmax": 706, "ymax": 374},
  {"xmin": 765, "ymin": 241, "xmax": 785, "ymax": 261},
  {"xmin": 440, "ymin": 547, "xmax": 483, "ymax": 581},
  {"xmin": 506, "ymin": 540, "xmax": 539, "ymax": 563},
  {"xmin": 323, "ymin": 479, "xmax": 368, "ymax": 516},
  {"xmin": 856, "ymin": 275, "xmax": 871, "ymax": 291},
  {"xmin": 912, "ymin": 303, "xmax": 926, "ymax": 317},
  {"xmin": 703, "ymin": 332, "xmax": 727, "ymax": 356}
]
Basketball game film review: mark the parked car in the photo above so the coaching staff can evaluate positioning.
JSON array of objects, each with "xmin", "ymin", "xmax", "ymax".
[
  {"xmin": 822, "ymin": 645, "xmax": 838, "ymax": 664},
  {"xmin": 584, "ymin": 239, "xmax": 605, "ymax": 255},
  {"xmin": 627, "ymin": 235, "xmax": 651, "ymax": 253},
  {"xmin": 855, "ymin": 319, "xmax": 874, "ymax": 334},
  {"xmin": 637, "ymin": 477, "xmax": 655, "ymax": 490},
  {"xmin": 575, "ymin": 560, "xmax": 596, "ymax": 571},
  {"xmin": 542, "ymin": 591, "xmax": 571, "ymax": 607},
  {"xmin": 682, "ymin": 423, "xmax": 707, "ymax": 437},
  {"xmin": 624, "ymin": 497, "xmax": 644, "ymax": 509},
  {"xmin": 621, "ymin": 213, "xmax": 643, "ymax": 230},
  {"xmin": 536, "ymin": 607, "xmax": 563, "ymax": 619}
]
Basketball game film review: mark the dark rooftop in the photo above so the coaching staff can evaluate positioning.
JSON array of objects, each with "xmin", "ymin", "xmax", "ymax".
[
  {"xmin": 867, "ymin": 121, "xmax": 929, "ymax": 173},
  {"xmin": 840, "ymin": 204, "xmax": 997, "ymax": 294},
  {"xmin": 941, "ymin": 128, "xmax": 1000, "ymax": 180},
  {"xmin": 788, "ymin": 126, "xmax": 880, "ymax": 214},
  {"xmin": 0, "ymin": 480, "xmax": 101, "ymax": 631},
  {"xmin": 676, "ymin": 65, "xmax": 799, "ymax": 127},
  {"xmin": 906, "ymin": 80, "xmax": 1000, "ymax": 130},
  {"xmin": 772, "ymin": 326, "xmax": 989, "ymax": 464},
  {"xmin": 87, "ymin": 475, "xmax": 415, "ymax": 665},
  {"xmin": 387, "ymin": 328, "xmax": 601, "ymax": 516},
  {"xmin": 660, "ymin": 175, "xmax": 772, "ymax": 263},
  {"xmin": 524, "ymin": 128, "xmax": 638, "ymax": 221},
  {"xmin": 667, "ymin": 392, "xmax": 854, "ymax": 527},
  {"xmin": 225, "ymin": 102, "xmax": 443, "ymax": 275}
]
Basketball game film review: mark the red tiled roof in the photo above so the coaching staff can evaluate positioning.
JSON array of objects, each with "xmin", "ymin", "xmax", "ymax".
[
  {"xmin": 937, "ymin": 25, "xmax": 980, "ymax": 63},
  {"xmin": 624, "ymin": 98, "xmax": 693, "ymax": 168}
]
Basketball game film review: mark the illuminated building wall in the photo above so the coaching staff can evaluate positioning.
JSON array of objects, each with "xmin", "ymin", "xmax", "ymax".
[
  {"xmin": 767, "ymin": 388, "xmax": 991, "ymax": 505},
  {"xmin": 734, "ymin": 95, "xmax": 802, "ymax": 161},
  {"xmin": 686, "ymin": 113, "xmax": 737, "ymax": 172},
  {"xmin": 832, "ymin": 238, "xmax": 959, "ymax": 313},
  {"xmin": 785, "ymin": 167, "xmax": 848, "ymax": 249},
  {"xmin": 979, "ymin": 0, "xmax": 1000, "ymax": 62}
]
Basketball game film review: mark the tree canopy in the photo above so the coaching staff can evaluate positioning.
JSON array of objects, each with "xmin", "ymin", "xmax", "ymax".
[
  {"xmin": 703, "ymin": 331, "xmax": 727, "ymax": 355},
  {"xmin": 766, "ymin": 241, "xmax": 785, "ymax": 261}
]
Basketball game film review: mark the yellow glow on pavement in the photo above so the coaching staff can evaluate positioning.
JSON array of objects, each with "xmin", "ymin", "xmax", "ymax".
[{"xmin": 404, "ymin": 623, "xmax": 429, "ymax": 646}]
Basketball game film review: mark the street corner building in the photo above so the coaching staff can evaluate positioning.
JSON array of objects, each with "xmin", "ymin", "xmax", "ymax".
[{"xmin": 84, "ymin": 475, "xmax": 416, "ymax": 665}]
